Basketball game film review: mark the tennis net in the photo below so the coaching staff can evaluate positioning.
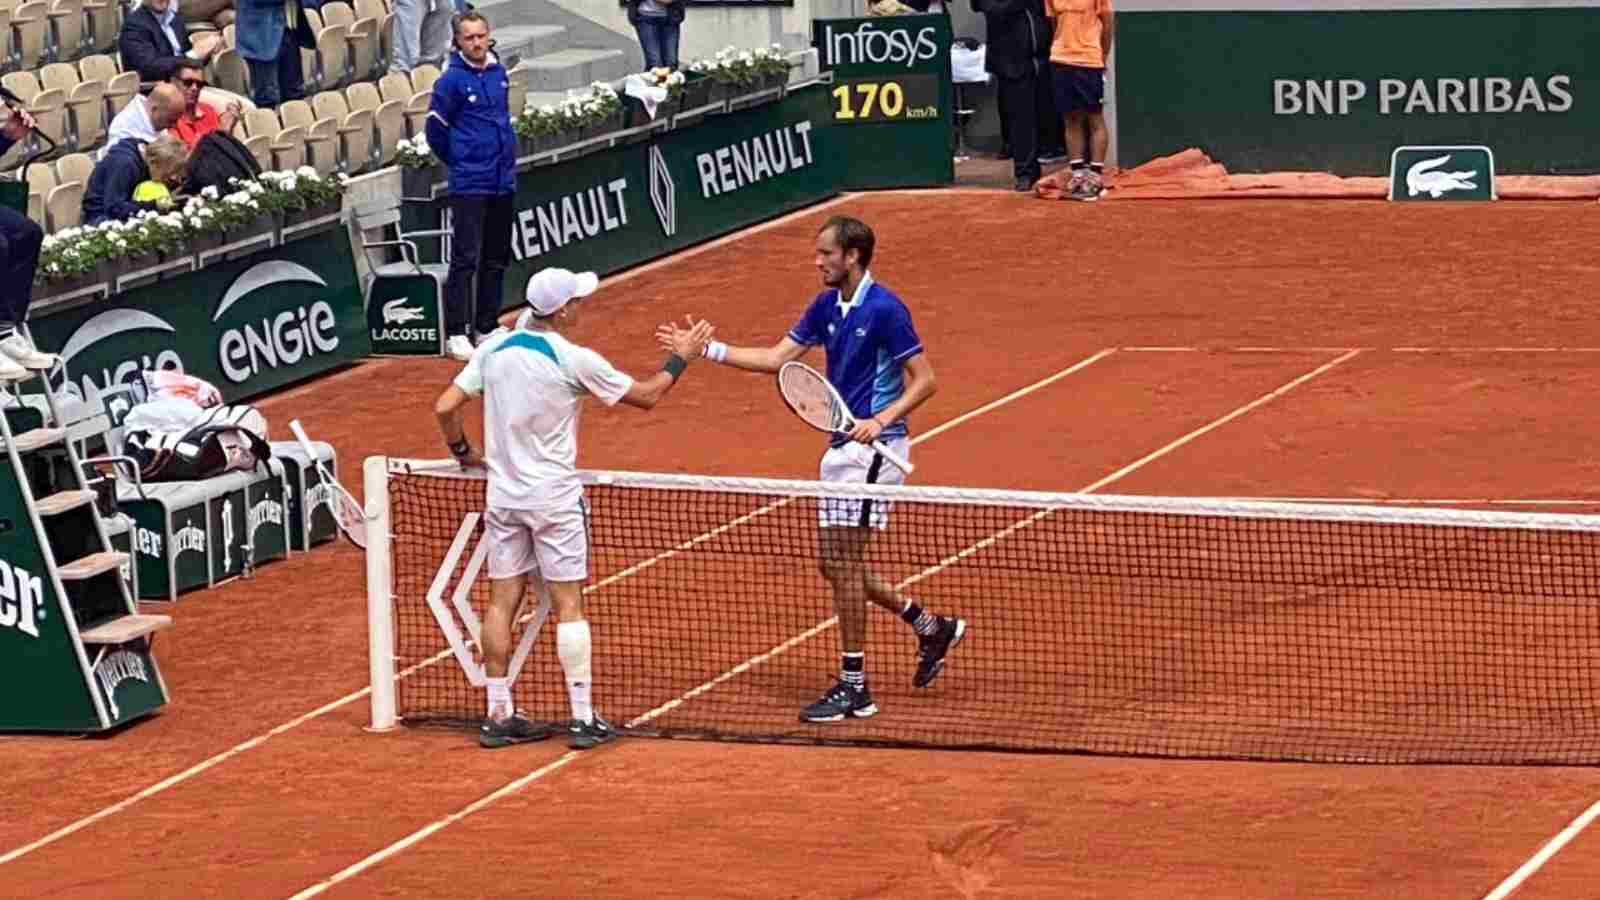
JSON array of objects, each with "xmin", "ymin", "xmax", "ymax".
[{"xmin": 365, "ymin": 458, "xmax": 1600, "ymax": 763}]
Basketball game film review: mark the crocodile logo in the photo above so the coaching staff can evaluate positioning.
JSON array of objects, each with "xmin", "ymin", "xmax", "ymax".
[
  {"xmin": 382, "ymin": 298, "xmax": 425, "ymax": 325},
  {"xmin": 1406, "ymin": 155, "xmax": 1478, "ymax": 198}
]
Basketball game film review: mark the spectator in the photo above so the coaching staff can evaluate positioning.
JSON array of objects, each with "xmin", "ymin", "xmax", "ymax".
[
  {"xmin": 236, "ymin": 0, "xmax": 316, "ymax": 108},
  {"xmin": 973, "ymin": 0, "xmax": 1051, "ymax": 191},
  {"xmin": 169, "ymin": 60, "xmax": 242, "ymax": 149},
  {"xmin": 119, "ymin": 0, "xmax": 223, "ymax": 82},
  {"xmin": 84, "ymin": 133, "xmax": 189, "ymax": 225},
  {"xmin": 1045, "ymin": 0, "xmax": 1113, "ymax": 200},
  {"xmin": 106, "ymin": 81, "xmax": 187, "ymax": 154},
  {"xmin": 389, "ymin": 0, "xmax": 455, "ymax": 74},
  {"xmin": 424, "ymin": 11, "xmax": 515, "ymax": 361},
  {"xmin": 0, "ymin": 102, "xmax": 52, "ymax": 376},
  {"xmin": 624, "ymin": 0, "xmax": 685, "ymax": 70}
]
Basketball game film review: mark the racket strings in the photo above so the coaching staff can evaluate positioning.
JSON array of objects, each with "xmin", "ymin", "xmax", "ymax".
[{"xmin": 779, "ymin": 364, "xmax": 850, "ymax": 432}]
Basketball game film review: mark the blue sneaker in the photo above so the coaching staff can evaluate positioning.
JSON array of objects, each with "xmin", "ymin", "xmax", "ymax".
[
  {"xmin": 800, "ymin": 681, "xmax": 878, "ymax": 723},
  {"xmin": 913, "ymin": 616, "xmax": 968, "ymax": 688},
  {"xmin": 478, "ymin": 713, "xmax": 554, "ymax": 749}
]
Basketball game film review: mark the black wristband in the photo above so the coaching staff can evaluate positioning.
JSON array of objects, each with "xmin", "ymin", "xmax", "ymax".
[
  {"xmin": 663, "ymin": 353, "xmax": 688, "ymax": 379},
  {"xmin": 448, "ymin": 437, "xmax": 472, "ymax": 458}
]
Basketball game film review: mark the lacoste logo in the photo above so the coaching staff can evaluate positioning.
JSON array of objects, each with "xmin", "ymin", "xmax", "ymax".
[
  {"xmin": 1406, "ymin": 154, "xmax": 1478, "ymax": 198},
  {"xmin": 855, "ymin": 327, "xmax": 867, "ymax": 337},
  {"xmin": 383, "ymin": 298, "xmax": 425, "ymax": 325}
]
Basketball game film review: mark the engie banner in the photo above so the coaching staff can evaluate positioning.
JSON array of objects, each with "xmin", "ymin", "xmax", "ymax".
[
  {"xmin": 32, "ymin": 221, "xmax": 370, "ymax": 410},
  {"xmin": 1115, "ymin": 3, "xmax": 1600, "ymax": 175}
]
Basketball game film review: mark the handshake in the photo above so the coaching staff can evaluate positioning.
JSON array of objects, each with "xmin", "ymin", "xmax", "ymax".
[{"xmin": 655, "ymin": 315, "xmax": 717, "ymax": 361}]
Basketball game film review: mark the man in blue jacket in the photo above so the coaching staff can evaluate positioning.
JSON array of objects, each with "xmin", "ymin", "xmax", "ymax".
[{"xmin": 425, "ymin": 11, "xmax": 517, "ymax": 362}]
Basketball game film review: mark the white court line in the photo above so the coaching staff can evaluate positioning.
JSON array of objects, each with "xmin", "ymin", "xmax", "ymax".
[
  {"xmin": 1481, "ymin": 800, "xmax": 1600, "ymax": 900},
  {"xmin": 626, "ymin": 348, "xmax": 1361, "ymax": 728},
  {"xmin": 0, "ymin": 348, "xmax": 1118, "ymax": 868},
  {"xmin": 279, "ymin": 348, "xmax": 1125, "ymax": 896},
  {"xmin": 282, "ymin": 345, "xmax": 1352, "ymax": 896},
  {"xmin": 1079, "ymin": 349, "xmax": 1362, "ymax": 494},
  {"xmin": 286, "ymin": 752, "xmax": 582, "ymax": 900},
  {"xmin": 1221, "ymin": 497, "xmax": 1600, "ymax": 507}
]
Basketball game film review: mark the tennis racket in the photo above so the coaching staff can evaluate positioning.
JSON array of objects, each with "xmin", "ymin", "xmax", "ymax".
[
  {"xmin": 777, "ymin": 361, "xmax": 914, "ymax": 475},
  {"xmin": 288, "ymin": 418, "xmax": 369, "ymax": 548}
]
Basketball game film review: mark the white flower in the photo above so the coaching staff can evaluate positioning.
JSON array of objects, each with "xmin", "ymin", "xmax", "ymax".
[
  {"xmin": 201, "ymin": 185, "xmax": 219, "ymax": 200},
  {"xmin": 296, "ymin": 165, "xmax": 318, "ymax": 179}
]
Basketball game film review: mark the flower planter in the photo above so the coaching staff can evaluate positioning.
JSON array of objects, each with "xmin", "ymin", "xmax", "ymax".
[
  {"xmin": 400, "ymin": 165, "xmax": 441, "ymax": 199},
  {"xmin": 680, "ymin": 74, "xmax": 712, "ymax": 109},
  {"xmin": 36, "ymin": 270, "xmax": 107, "ymax": 301},
  {"xmin": 581, "ymin": 110, "xmax": 625, "ymax": 142},
  {"xmin": 282, "ymin": 200, "xmax": 342, "ymax": 231}
]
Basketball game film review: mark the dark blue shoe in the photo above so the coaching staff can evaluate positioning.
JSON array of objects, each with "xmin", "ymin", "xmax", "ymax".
[
  {"xmin": 800, "ymin": 681, "xmax": 878, "ymax": 723},
  {"xmin": 913, "ymin": 616, "xmax": 968, "ymax": 688},
  {"xmin": 479, "ymin": 713, "xmax": 554, "ymax": 749},
  {"xmin": 567, "ymin": 714, "xmax": 618, "ymax": 750}
]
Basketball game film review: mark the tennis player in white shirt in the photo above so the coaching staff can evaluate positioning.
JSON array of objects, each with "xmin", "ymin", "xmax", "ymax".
[{"xmin": 434, "ymin": 267, "xmax": 713, "ymax": 749}]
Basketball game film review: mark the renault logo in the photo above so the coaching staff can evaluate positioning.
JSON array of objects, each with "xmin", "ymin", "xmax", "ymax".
[{"xmin": 649, "ymin": 145, "xmax": 677, "ymax": 237}]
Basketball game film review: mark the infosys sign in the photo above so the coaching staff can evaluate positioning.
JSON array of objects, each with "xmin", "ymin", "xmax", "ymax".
[{"xmin": 38, "ymin": 238, "xmax": 368, "ymax": 406}]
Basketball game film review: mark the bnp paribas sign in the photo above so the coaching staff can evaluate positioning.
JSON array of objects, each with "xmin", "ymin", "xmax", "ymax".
[
  {"xmin": 1388, "ymin": 146, "xmax": 1496, "ymax": 202},
  {"xmin": 36, "ymin": 233, "xmax": 369, "ymax": 407}
]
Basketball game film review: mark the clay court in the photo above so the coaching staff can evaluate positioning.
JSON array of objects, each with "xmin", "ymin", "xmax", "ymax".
[{"xmin": 5, "ymin": 191, "xmax": 1600, "ymax": 898}]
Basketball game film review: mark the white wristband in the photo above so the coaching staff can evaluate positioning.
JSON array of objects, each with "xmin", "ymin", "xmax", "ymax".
[{"xmin": 704, "ymin": 340, "xmax": 729, "ymax": 363}]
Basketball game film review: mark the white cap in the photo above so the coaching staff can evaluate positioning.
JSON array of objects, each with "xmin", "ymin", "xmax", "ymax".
[{"xmin": 525, "ymin": 268, "xmax": 599, "ymax": 318}]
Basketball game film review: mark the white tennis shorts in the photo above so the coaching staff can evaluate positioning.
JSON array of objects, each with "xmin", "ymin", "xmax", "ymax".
[
  {"xmin": 817, "ymin": 437, "xmax": 910, "ymax": 530},
  {"xmin": 484, "ymin": 502, "xmax": 589, "ymax": 582}
]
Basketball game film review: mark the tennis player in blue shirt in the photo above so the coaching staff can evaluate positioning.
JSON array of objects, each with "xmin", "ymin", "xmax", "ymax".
[{"xmin": 666, "ymin": 215, "xmax": 969, "ymax": 723}]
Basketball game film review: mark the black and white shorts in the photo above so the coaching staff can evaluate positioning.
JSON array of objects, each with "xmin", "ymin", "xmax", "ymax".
[{"xmin": 817, "ymin": 437, "xmax": 911, "ymax": 530}]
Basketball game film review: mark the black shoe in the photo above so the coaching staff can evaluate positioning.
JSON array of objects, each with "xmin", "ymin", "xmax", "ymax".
[
  {"xmin": 914, "ymin": 616, "xmax": 968, "ymax": 688},
  {"xmin": 800, "ymin": 681, "xmax": 878, "ymax": 723},
  {"xmin": 478, "ymin": 713, "xmax": 554, "ymax": 749},
  {"xmin": 1014, "ymin": 176, "xmax": 1037, "ymax": 193},
  {"xmin": 567, "ymin": 714, "xmax": 618, "ymax": 750},
  {"xmin": 1039, "ymin": 151, "xmax": 1068, "ymax": 164}
]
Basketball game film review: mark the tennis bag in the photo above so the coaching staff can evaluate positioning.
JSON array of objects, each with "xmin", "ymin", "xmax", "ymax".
[
  {"xmin": 183, "ymin": 131, "xmax": 262, "ymax": 196},
  {"xmin": 124, "ymin": 404, "xmax": 272, "ymax": 482}
]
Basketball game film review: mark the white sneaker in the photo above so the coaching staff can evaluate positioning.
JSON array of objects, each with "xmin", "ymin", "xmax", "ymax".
[
  {"xmin": 445, "ymin": 334, "xmax": 474, "ymax": 361},
  {"xmin": 0, "ymin": 333, "xmax": 58, "ymax": 371},
  {"xmin": 0, "ymin": 353, "xmax": 26, "ymax": 381}
]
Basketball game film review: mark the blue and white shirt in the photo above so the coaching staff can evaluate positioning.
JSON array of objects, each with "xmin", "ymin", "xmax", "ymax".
[{"xmin": 787, "ymin": 272, "xmax": 923, "ymax": 448}]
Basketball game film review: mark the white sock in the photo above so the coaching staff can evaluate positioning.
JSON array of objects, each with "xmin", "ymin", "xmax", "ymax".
[
  {"xmin": 485, "ymin": 677, "xmax": 512, "ymax": 720},
  {"xmin": 557, "ymin": 620, "xmax": 593, "ymax": 725}
]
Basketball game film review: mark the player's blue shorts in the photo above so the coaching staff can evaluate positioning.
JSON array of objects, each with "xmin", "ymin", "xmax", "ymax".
[{"xmin": 1051, "ymin": 64, "xmax": 1105, "ymax": 114}]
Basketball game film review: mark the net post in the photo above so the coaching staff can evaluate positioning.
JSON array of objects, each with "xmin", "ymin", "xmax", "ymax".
[{"xmin": 364, "ymin": 455, "xmax": 398, "ymax": 733}]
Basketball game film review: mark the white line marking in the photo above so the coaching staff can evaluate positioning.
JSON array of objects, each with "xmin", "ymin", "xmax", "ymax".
[
  {"xmin": 627, "ymin": 349, "xmax": 1359, "ymax": 726},
  {"xmin": 1219, "ymin": 497, "xmax": 1600, "ymax": 507},
  {"xmin": 1481, "ymin": 800, "xmax": 1600, "ymax": 900},
  {"xmin": 1078, "ymin": 349, "xmax": 1362, "ymax": 494},
  {"xmin": 285, "ymin": 752, "xmax": 582, "ymax": 900},
  {"xmin": 916, "ymin": 348, "xmax": 1116, "ymax": 444},
  {"xmin": 0, "ymin": 348, "xmax": 1116, "ymax": 867},
  {"xmin": 1393, "ymin": 347, "xmax": 1600, "ymax": 353}
]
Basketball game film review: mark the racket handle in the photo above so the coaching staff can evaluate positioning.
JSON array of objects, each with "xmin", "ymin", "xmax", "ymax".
[{"xmin": 870, "ymin": 440, "xmax": 915, "ymax": 475}]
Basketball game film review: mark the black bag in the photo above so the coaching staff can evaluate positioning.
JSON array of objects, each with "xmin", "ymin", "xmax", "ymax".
[
  {"xmin": 183, "ymin": 130, "xmax": 262, "ymax": 195},
  {"xmin": 124, "ymin": 405, "xmax": 272, "ymax": 482}
]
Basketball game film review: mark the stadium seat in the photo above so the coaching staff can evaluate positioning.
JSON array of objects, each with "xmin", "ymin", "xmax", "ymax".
[
  {"xmin": 10, "ymin": 1, "xmax": 49, "ymax": 69},
  {"xmin": 81, "ymin": 0, "xmax": 115, "ymax": 53},
  {"xmin": 307, "ymin": 10, "xmax": 351, "ymax": 93},
  {"xmin": 42, "ymin": 63, "xmax": 104, "ymax": 151},
  {"xmin": 53, "ymin": 149, "xmax": 90, "ymax": 183},
  {"xmin": 346, "ymin": 81, "xmax": 399, "ymax": 166},
  {"xmin": 46, "ymin": 0, "xmax": 86, "ymax": 63},
  {"xmin": 353, "ymin": 0, "xmax": 387, "ymax": 71},
  {"xmin": 244, "ymin": 107, "xmax": 304, "ymax": 171},
  {"xmin": 78, "ymin": 53, "xmax": 135, "ymax": 120},
  {"xmin": 409, "ymin": 63, "xmax": 437, "ymax": 94},
  {"xmin": 320, "ymin": 2, "xmax": 377, "ymax": 83},
  {"xmin": 0, "ymin": 5, "xmax": 12, "ymax": 74},
  {"xmin": 402, "ymin": 89, "xmax": 427, "ymax": 138},
  {"xmin": 277, "ymin": 99, "xmax": 337, "ymax": 175},
  {"xmin": 23, "ymin": 155, "xmax": 55, "ymax": 196},
  {"xmin": 377, "ymin": 71, "xmax": 409, "ymax": 104},
  {"xmin": 209, "ymin": 46, "xmax": 250, "ymax": 99},
  {"xmin": 311, "ymin": 89, "xmax": 373, "ymax": 174},
  {"xmin": 27, "ymin": 184, "xmax": 42, "ymax": 224},
  {"xmin": 507, "ymin": 66, "xmax": 528, "ymax": 117},
  {"xmin": 44, "ymin": 177, "xmax": 80, "ymax": 230},
  {"xmin": 1, "ymin": 70, "xmax": 66, "ymax": 156}
]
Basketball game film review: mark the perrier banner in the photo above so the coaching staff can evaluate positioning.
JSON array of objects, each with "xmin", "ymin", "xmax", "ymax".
[
  {"xmin": 813, "ymin": 14, "xmax": 955, "ymax": 189},
  {"xmin": 31, "ymin": 222, "xmax": 370, "ymax": 410}
]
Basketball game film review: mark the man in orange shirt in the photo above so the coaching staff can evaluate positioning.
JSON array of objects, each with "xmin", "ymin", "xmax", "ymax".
[
  {"xmin": 169, "ymin": 59, "xmax": 242, "ymax": 149},
  {"xmin": 1045, "ymin": 0, "xmax": 1113, "ymax": 200}
]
